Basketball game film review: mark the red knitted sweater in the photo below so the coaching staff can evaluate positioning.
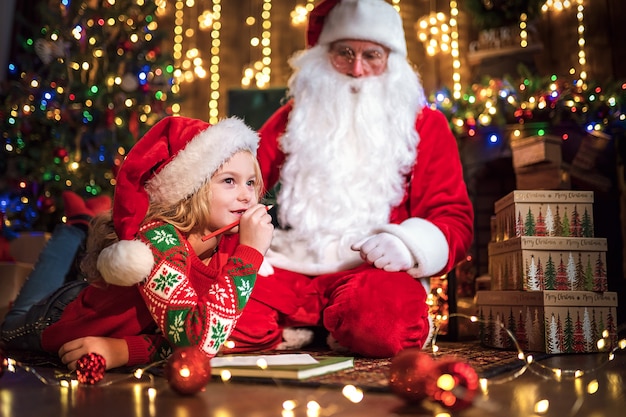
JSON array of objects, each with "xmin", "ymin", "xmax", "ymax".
[{"xmin": 41, "ymin": 222, "xmax": 263, "ymax": 366}]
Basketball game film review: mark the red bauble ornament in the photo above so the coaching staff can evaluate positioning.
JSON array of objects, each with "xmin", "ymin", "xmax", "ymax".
[
  {"xmin": 426, "ymin": 357, "xmax": 479, "ymax": 411},
  {"xmin": 388, "ymin": 349, "xmax": 435, "ymax": 404},
  {"xmin": 76, "ymin": 353, "xmax": 107, "ymax": 384},
  {"xmin": 53, "ymin": 147, "xmax": 69, "ymax": 159},
  {"xmin": 165, "ymin": 347, "xmax": 212, "ymax": 396}
]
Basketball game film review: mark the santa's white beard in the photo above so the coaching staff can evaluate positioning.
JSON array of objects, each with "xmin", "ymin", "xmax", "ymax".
[{"xmin": 269, "ymin": 46, "xmax": 426, "ymax": 268}]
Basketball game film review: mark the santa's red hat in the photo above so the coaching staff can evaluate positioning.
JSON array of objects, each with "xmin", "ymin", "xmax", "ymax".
[
  {"xmin": 306, "ymin": 0, "xmax": 407, "ymax": 57},
  {"xmin": 97, "ymin": 116, "xmax": 259, "ymax": 286}
]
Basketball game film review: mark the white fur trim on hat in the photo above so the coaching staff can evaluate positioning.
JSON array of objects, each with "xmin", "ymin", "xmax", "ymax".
[
  {"xmin": 318, "ymin": 0, "xmax": 407, "ymax": 56},
  {"xmin": 97, "ymin": 240, "xmax": 155, "ymax": 286},
  {"xmin": 146, "ymin": 117, "xmax": 259, "ymax": 206},
  {"xmin": 375, "ymin": 218, "xmax": 449, "ymax": 278}
]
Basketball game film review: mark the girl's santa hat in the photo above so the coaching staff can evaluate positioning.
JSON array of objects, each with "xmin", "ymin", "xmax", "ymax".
[
  {"xmin": 306, "ymin": 0, "xmax": 407, "ymax": 57},
  {"xmin": 97, "ymin": 116, "xmax": 259, "ymax": 286}
]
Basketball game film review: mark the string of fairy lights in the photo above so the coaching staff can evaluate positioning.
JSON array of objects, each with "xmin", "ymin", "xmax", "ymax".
[
  {"xmin": 575, "ymin": 0, "xmax": 587, "ymax": 83},
  {"xmin": 163, "ymin": 0, "xmax": 590, "ymax": 124},
  {"xmin": 540, "ymin": 1, "xmax": 586, "ymax": 83},
  {"xmin": 167, "ymin": 0, "xmax": 222, "ymax": 123},
  {"xmin": 519, "ymin": 12, "xmax": 529, "ymax": 48},
  {"xmin": 4, "ymin": 0, "xmax": 593, "ymax": 131},
  {"xmin": 449, "ymin": 1, "xmax": 461, "ymax": 100},
  {"xmin": 207, "ymin": 0, "xmax": 222, "ymax": 124},
  {"xmin": 3, "ymin": 317, "xmax": 625, "ymax": 415},
  {"xmin": 290, "ymin": 1, "xmax": 315, "ymax": 26},
  {"xmin": 241, "ymin": 0, "xmax": 273, "ymax": 91}
]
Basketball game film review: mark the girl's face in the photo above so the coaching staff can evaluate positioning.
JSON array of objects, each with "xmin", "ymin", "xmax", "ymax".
[{"xmin": 207, "ymin": 151, "xmax": 259, "ymax": 234}]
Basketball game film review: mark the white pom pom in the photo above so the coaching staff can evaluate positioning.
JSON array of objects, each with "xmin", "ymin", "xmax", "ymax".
[{"xmin": 97, "ymin": 240, "xmax": 154, "ymax": 286}]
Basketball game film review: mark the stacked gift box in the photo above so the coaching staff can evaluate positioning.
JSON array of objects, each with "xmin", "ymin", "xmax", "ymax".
[{"xmin": 477, "ymin": 190, "xmax": 618, "ymax": 353}]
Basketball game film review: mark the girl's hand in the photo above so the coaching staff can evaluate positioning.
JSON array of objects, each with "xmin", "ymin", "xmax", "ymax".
[
  {"xmin": 58, "ymin": 336, "xmax": 129, "ymax": 370},
  {"xmin": 238, "ymin": 203, "xmax": 274, "ymax": 255}
]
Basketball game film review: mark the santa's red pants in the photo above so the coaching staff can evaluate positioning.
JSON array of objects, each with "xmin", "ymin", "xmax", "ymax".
[{"xmin": 227, "ymin": 263, "xmax": 431, "ymax": 357}]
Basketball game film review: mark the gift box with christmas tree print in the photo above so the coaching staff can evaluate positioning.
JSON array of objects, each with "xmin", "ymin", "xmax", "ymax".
[
  {"xmin": 476, "ymin": 290, "xmax": 618, "ymax": 354},
  {"xmin": 488, "ymin": 236, "xmax": 608, "ymax": 292},
  {"xmin": 493, "ymin": 190, "xmax": 595, "ymax": 242}
]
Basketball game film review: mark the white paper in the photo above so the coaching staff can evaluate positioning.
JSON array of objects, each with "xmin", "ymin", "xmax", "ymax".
[{"xmin": 210, "ymin": 353, "xmax": 319, "ymax": 368}]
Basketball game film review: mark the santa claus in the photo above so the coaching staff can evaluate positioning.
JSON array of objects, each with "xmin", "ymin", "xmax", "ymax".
[{"xmin": 227, "ymin": 0, "xmax": 474, "ymax": 357}]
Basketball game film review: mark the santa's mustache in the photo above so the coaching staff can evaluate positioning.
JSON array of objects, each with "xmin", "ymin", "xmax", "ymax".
[{"xmin": 347, "ymin": 77, "xmax": 365, "ymax": 94}]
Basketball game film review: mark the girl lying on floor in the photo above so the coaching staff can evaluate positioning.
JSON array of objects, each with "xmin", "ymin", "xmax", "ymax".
[{"xmin": 0, "ymin": 116, "xmax": 273, "ymax": 370}]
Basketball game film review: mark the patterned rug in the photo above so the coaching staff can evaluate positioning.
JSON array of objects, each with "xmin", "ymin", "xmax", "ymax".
[{"xmin": 253, "ymin": 340, "xmax": 551, "ymax": 392}]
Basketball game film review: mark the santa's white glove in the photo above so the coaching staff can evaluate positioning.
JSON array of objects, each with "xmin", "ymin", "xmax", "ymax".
[
  {"xmin": 258, "ymin": 258, "xmax": 275, "ymax": 277},
  {"xmin": 351, "ymin": 232, "xmax": 415, "ymax": 272}
]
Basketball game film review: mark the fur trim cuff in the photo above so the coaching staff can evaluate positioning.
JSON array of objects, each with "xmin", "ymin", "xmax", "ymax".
[{"xmin": 376, "ymin": 218, "xmax": 448, "ymax": 278}]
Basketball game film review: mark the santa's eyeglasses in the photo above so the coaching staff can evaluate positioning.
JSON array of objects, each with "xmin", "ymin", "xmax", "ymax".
[{"xmin": 328, "ymin": 45, "xmax": 388, "ymax": 72}]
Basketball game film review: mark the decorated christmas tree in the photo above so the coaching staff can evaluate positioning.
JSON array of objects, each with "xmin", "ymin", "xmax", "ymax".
[{"xmin": 1, "ymin": 0, "xmax": 178, "ymax": 232}]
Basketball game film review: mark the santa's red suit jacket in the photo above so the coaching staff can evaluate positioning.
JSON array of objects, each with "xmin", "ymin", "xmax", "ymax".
[{"xmin": 257, "ymin": 102, "xmax": 474, "ymax": 278}]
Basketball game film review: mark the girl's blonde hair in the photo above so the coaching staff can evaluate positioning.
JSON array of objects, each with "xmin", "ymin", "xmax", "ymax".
[{"xmin": 84, "ymin": 150, "xmax": 263, "ymax": 285}]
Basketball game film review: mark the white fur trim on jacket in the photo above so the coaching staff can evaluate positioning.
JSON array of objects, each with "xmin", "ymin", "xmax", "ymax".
[
  {"xmin": 145, "ymin": 117, "xmax": 259, "ymax": 206},
  {"xmin": 318, "ymin": 0, "xmax": 407, "ymax": 56},
  {"xmin": 375, "ymin": 218, "xmax": 449, "ymax": 279},
  {"xmin": 263, "ymin": 248, "xmax": 363, "ymax": 276},
  {"xmin": 97, "ymin": 239, "xmax": 155, "ymax": 286}
]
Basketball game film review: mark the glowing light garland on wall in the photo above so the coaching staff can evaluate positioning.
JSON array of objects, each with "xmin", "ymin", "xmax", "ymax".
[
  {"xmin": 180, "ymin": 2, "xmax": 208, "ymax": 83},
  {"xmin": 416, "ymin": 11, "xmax": 451, "ymax": 56},
  {"xmin": 290, "ymin": 0, "xmax": 315, "ymax": 26},
  {"xmin": 416, "ymin": 1, "xmax": 461, "ymax": 99},
  {"xmin": 574, "ymin": 0, "xmax": 587, "ymax": 84},
  {"xmin": 169, "ymin": 0, "xmax": 590, "ymax": 130},
  {"xmin": 450, "ymin": 1, "xmax": 461, "ymax": 100},
  {"xmin": 260, "ymin": 0, "xmax": 272, "ymax": 88},
  {"xmin": 541, "ymin": 0, "xmax": 572, "ymax": 13},
  {"xmin": 541, "ymin": 0, "xmax": 586, "ymax": 85},
  {"xmin": 241, "ymin": 0, "xmax": 272, "ymax": 89},
  {"xmin": 207, "ymin": 0, "xmax": 222, "ymax": 123},
  {"xmin": 171, "ymin": 0, "xmax": 184, "ymax": 115},
  {"xmin": 170, "ymin": 0, "xmax": 219, "ymax": 121},
  {"xmin": 519, "ymin": 12, "xmax": 528, "ymax": 48}
]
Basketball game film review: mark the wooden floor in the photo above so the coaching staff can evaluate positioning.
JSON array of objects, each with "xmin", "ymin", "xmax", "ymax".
[{"xmin": 1, "ymin": 350, "xmax": 625, "ymax": 417}]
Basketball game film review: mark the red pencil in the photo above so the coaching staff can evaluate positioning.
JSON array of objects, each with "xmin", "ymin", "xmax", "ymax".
[{"xmin": 201, "ymin": 205, "xmax": 273, "ymax": 241}]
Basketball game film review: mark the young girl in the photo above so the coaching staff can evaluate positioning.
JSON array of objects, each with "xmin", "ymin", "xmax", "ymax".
[{"xmin": 0, "ymin": 116, "xmax": 273, "ymax": 370}]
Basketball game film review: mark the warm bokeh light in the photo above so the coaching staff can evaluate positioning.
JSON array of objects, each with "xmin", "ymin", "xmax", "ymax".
[{"xmin": 416, "ymin": 11, "xmax": 451, "ymax": 56}]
